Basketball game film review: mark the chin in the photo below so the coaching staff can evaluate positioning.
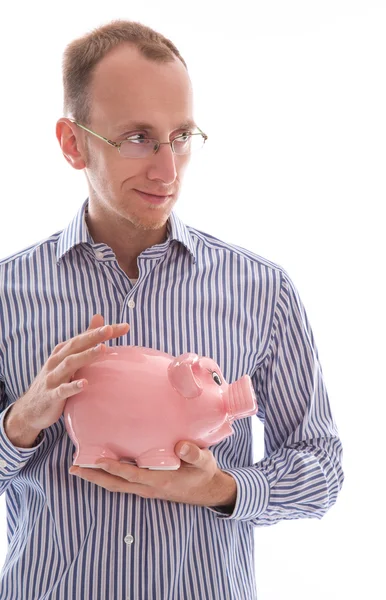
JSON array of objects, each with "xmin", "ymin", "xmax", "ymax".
[
  {"xmin": 127, "ymin": 195, "xmax": 176, "ymax": 230},
  {"xmin": 128, "ymin": 210, "xmax": 170, "ymax": 232}
]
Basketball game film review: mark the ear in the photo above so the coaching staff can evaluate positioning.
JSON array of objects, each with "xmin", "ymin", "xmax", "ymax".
[
  {"xmin": 168, "ymin": 353, "xmax": 204, "ymax": 398},
  {"xmin": 56, "ymin": 118, "xmax": 87, "ymax": 170}
]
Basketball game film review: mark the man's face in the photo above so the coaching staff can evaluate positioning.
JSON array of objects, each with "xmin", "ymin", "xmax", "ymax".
[{"xmin": 81, "ymin": 44, "xmax": 194, "ymax": 231}]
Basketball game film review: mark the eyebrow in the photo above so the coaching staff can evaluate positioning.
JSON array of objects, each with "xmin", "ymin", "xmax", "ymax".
[{"xmin": 113, "ymin": 120, "xmax": 197, "ymax": 133}]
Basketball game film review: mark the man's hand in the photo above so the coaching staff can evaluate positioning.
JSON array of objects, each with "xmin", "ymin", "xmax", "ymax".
[
  {"xmin": 4, "ymin": 315, "xmax": 129, "ymax": 447},
  {"xmin": 8, "ymin": 315, "xmax": 129, "ymax": 433},
  {"xmin": 69, "ymin": 441, "xmax": 237, "ymax": 509}
]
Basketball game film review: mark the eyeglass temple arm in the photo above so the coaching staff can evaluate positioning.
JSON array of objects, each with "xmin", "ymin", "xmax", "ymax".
[
  {"xmin": 68, "ymin": 120, "xmax": 118, "ymax": 147},
  {"xmin": 197, "ymin": 126, "xmax": 208, "ymax": 140}
]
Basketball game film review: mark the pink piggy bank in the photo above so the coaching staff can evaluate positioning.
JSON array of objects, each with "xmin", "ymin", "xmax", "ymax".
[{"xmin": 63, "ymin": 346, "xmax": 257, "ymax": 470}]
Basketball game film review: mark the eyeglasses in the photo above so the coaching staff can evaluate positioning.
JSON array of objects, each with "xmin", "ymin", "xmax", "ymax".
[{"xmin": 70, "ymin": 120, "xmax": 208, "ymax": 159}]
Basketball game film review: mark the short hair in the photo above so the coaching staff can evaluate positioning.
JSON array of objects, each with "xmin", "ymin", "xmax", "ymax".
[{"xmin": 62, "ymin": 19, "xmax": 188, "ymax": 124}]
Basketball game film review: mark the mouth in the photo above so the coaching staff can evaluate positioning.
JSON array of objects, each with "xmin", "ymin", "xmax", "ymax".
[{"xmin": 134, "ymin": 189, "xmax": 171, "ymax": 205}]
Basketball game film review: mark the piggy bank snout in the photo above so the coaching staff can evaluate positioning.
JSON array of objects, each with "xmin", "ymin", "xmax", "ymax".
[{"xmin": 225, "ymin": 375, "xmax": 257, "ymax": 419}]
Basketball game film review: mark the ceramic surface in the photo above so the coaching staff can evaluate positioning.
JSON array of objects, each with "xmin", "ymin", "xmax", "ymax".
[{"xmin": 63, "ymin": 346, "xmax": 257, "ymax": 470}]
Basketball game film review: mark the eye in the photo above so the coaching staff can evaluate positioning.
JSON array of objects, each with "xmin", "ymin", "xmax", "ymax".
[
  {"xmin": 212, "ymin": 372, "xmax": 222, "ymax": 386},
  {"xmin": 124, "ymin": 133, "xmax": 150, "ymax": 144},
  {"xmin": 174, "ymin": 132, "xmax": 191, "ymax": 142}
]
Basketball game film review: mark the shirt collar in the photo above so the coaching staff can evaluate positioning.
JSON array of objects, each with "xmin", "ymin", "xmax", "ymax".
[{"xmin": 56, "ymin": 198, "xmax": 197, "ymax": 263}]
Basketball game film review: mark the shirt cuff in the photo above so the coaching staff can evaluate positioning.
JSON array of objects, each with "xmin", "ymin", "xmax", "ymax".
[
  {"xmin": 206, "ymin": 466, "xmax": 270, "ymax": 521},
  {"xmin": 0, "ymin": 406, "xmax": 45, "ymax": 476}
]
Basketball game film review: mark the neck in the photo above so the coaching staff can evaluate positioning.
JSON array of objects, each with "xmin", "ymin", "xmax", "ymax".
[{"xmin": 85, "ymin": 202, "xmax": 168, "ymax": 279}]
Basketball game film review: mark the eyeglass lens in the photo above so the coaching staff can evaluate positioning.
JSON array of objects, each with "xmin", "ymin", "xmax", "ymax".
[{"xmin": 119, "ymin": 134, "xmax": 205, "ymax": 158}]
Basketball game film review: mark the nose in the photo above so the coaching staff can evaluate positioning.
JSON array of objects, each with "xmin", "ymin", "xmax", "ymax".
[
  {"xmin": 225, "ymin": 376, "xmax": 258, "ymax": 419},
  {"xmin": 146, "ymin": 142, "xmax": 177, "ymax": 185}
]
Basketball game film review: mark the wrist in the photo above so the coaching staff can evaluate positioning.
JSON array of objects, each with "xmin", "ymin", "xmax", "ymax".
[
  {"xmin": 4, "ymin": 404, "xmax": 43, "ymax": 449},
  {"xmin": 209, "ymin": 471, "xmax": 237, "ymax": 508}
]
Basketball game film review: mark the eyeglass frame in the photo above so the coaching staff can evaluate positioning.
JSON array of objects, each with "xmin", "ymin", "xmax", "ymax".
[{"xmin": 69, "ymin": 119, "xmax": 208, "ymax": 157}]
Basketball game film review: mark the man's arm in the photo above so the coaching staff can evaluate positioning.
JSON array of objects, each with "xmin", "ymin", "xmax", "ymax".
[
  {"xmin": 0, "ymin": 381, "xmax": 45, "ymax": 497},
  {"xmin": 207, "ymin": 270, "xmax": 344, "ymax": 523},
  {"xmin": 3, "ymin": 402, "xmax": 43, "ymax": 448}
]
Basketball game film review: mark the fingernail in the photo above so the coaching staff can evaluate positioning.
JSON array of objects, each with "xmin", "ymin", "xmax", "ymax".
[{"xmin": 179, "ymin": 444, "xmax": 189, "ymax": 456}]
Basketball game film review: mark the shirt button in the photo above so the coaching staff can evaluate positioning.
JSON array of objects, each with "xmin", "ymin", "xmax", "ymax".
[
  {"xmin": 0, "ymin": 459, "xmax": 8, "ymax": 469},
  {"xmin": 128, "ymin": 299, "xmax": 135, "ymax": 309},
  {"xmin": 95, "ymin": 251, "xmax": 104, "ymax": 260},
  {"xmin": 124, "ymin": 534, "xmax": 134, "ymax": 545}
]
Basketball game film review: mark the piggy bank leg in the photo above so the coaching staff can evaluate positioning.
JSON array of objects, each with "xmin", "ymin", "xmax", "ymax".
[
  {"xmin": 73, "ymin": 445, "xmax": 119, "ymax": 468},
  {"xmin": 136, "ymin": 448, "xmax": 180, "ymax": 470}
]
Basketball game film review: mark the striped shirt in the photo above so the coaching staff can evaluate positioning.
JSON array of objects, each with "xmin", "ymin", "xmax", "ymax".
[{"xmin": 0, "ymin": 199, "xmax": 344, "ymax": 599}]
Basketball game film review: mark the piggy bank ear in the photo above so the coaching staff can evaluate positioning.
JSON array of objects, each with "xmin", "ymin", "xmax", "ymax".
[{"xmin": 168, "ymin": 353, "xmax": 204, "ymax": 398}]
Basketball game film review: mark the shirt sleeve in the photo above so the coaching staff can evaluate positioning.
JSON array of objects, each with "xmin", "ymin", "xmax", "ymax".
[
  {"xmin": 0, "ymin": 379, "xmax": 45, "ymax": 496},
  {"xmin": 207, "ymin": 270, "xmax": 344, "ymax": 524}
]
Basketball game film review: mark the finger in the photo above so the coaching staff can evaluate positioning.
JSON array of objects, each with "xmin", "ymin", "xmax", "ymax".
[
  {"xmin": 52, "ymin": 341, "xmax": 108, "ymax": 385},
  {"xmin": 52, "ymin": 322, "xmax": 129, "ymax": 366},
  {"xmin": 83, "ymin": 322, "xmax": 130, "ymax": 346},
  {"xmin": 51, "ymin": 340, "xmax": 67, "ymax": 356},
  {"xmin": 50, "ymin": 315, "xmax": 105, "ymax": 360},
  {"xmin": 87, "ymin": 314, "xmax": 104, "ymax": 331},
  {"xmin": 95, "ymin": 459, "xmax": 150, "ymax": 486},
  {"xmin": 54, "ymin": 378, "xmax": 89, "ymax": 401},
  {"xmin": 69, "ymin": 467, "xmax": 145, "ymax": 496},
  {"xmin": 51, "ymin": 315, "xmax": 104, "ymax": 358},
  {"xmin": 47, "ymin": 327, "xmax": 105, "ymax": 369}
]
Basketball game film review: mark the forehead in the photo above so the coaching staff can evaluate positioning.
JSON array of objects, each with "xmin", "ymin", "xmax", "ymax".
[{"xmin": 89, "ymin": 44, "xmax": 193, "ymax": 128}]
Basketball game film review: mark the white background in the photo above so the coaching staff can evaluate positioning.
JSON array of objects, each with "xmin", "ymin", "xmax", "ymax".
[{"xmin": 0, "ymin": 1, "xmax": 385, "ymax": 598}]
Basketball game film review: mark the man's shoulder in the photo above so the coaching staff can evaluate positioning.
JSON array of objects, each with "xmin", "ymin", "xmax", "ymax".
[
  {"xmin": 0, "ymin": 230, "xmax": 62, "ymax": 269},
  {"xmin": 186, "ymin": 223, "xmax": 285, "ymax": 274}
]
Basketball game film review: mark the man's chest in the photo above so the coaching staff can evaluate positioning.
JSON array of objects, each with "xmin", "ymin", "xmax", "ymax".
[{"xmin": 1, "ymin": 271, "xmax": 262, "ymax": 403}]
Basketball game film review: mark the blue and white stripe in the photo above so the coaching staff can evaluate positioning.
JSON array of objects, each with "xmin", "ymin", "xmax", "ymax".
[{"xmin": 0, "ymin": 198, "xmax": 344, "ymax": 599}]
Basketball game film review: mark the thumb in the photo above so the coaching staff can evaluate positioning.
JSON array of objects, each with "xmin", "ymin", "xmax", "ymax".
[{"xmin": 176, "ymin": 442, "xmax": 201, "ymax": 464}]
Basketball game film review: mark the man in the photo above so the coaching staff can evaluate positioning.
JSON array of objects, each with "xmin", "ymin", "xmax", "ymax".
[{"xmin": 0, "ymin": 19, "xmax": 344, "ymax": 600}]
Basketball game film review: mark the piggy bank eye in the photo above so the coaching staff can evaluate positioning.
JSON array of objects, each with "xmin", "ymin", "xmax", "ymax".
[{"xmin": 212, "ymin": 372, "xmax": 222, "ymax": 386}]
